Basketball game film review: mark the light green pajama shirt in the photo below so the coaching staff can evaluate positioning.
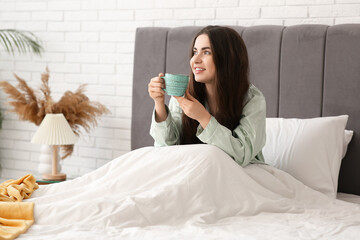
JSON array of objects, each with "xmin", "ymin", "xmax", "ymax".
[{"xmin": 150, "ymin": 84, "xmax": 266, "ymax": 167}]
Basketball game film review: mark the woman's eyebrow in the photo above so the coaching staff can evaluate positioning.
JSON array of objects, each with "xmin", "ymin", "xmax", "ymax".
[{"xmin": 193, "ymin": 47, "xmax": 211, "ymax": 50}]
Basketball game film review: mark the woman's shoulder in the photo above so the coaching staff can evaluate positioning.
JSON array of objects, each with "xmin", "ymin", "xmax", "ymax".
[
  {"xmin": 244, "ymin": 84, "xmax": 265, "ymax": 105},
  {"xmin": 240, "ymin": 84, "xmax": 266, "ymax": 118},
  {"xmin": 248, "ymin": 84, "xmax": 264, "ymax": 96}
]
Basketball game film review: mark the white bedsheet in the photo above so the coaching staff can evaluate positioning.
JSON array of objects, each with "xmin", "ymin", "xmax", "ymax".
[{"xmin": 20, "ymin": 145, "xmax": 360, "ymax": 239}]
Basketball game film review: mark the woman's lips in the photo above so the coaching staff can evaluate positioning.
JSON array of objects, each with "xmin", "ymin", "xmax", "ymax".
[{"xmin": 194, "ymin": 67, "xmax": 205, "ymax": 74}]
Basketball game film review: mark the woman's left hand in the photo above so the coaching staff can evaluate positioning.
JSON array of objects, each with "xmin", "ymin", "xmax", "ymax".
[{"xmin": 174, "ymin": 89, "xmax": 211, "ymax": 129}]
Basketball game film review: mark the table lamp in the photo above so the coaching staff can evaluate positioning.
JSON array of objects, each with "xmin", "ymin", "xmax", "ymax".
[{"xmin": 31, "ymin": 113, "xmax": 78, "ymax": 181}]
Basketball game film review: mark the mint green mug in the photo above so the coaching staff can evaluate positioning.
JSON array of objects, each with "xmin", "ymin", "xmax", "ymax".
[{"xmin": 161, "ymin": 73, "xmax": 189, "ymax": 96}]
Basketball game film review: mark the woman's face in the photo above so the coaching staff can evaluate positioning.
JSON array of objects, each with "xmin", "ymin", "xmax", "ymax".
[{"xmin": 190, "ymin": 34, "xmax": 216, "ymax": 85}]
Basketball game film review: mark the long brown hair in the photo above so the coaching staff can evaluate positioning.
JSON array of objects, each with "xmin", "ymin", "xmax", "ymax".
[{"xmin": 181, "ymin": 26, "xmax": 250, "ymax": 144}]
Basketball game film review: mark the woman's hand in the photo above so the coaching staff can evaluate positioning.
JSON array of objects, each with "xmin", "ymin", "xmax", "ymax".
[
  {"xmin": 148, "ymin": 73, "xmax": 167, "ymax": 122},
  {"xmin": 174, "ymin": 89, "xmax": 211, "ymax": 129},
  {"xmin": 148, "ymin": 73, "xmax": 165, "ymax": 104}
]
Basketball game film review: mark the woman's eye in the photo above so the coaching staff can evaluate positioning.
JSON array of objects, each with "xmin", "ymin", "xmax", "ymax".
[
  {"xmin": 193, "ymin": 51, "xmax": 198, "ymax": 55},
  {"xmin": 204, "ymin": 51, "xmax": 211, "ymax": 55}
]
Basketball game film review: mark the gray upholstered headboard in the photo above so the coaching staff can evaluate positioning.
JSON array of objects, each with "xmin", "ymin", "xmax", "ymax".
[{"xmin": 131, "ymin": 24, "xmax": 360, "ymax": 196}]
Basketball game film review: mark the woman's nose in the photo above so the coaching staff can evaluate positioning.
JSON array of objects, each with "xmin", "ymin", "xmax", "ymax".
[{"xmin": 193, "ymin": 54, "xmax": 202, "ymax": 63}]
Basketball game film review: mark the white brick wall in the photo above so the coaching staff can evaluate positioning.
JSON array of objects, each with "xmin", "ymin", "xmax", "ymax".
[{"xmin": 1, "ymin": 0, "xmax": 360, "ymax": 181}]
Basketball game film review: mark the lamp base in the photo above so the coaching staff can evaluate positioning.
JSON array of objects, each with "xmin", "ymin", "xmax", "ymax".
[{"xmin": 42, "ymin": 173, "xmax": 66, "ymax": 181}]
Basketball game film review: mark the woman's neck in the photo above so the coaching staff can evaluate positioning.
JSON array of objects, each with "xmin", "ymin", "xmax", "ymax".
[{"xmin": 205, "ymin": 83, "xmax": 217, "ymax": 114}]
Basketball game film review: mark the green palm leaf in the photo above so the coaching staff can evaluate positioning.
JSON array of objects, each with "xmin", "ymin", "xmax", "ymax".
[{"xmin": 0, "ymin": 29, "xmax": 44, "ymax": 56}]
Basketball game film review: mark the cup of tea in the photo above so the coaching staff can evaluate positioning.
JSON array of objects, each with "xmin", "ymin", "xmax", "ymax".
[{"xmin": 161, "ymin": 73, "xmax": 189, "ymax": 96}]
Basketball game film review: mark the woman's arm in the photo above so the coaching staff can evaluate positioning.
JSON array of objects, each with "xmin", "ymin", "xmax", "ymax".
[
  {"xmin": 196, "ymin": 85, "xmax": 266, "ymax": 167},
  {"xmin": 149, "ymin": 97, "xmax": 183, "ymax": 146}
]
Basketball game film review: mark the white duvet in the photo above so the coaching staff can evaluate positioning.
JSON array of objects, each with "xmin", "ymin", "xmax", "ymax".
[{"xmin": 21, "ymin": 145, "xmax": 360, "ymax": 239}]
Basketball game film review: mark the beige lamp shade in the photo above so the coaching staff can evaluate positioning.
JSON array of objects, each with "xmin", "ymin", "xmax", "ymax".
[{"xmin": 31, "ymin": 113, "xmax": 78, "ymax": 145}]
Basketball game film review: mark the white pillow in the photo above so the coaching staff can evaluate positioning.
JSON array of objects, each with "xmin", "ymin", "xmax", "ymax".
[{"xmin": 262, "ymin": 115, "xmax": 352, "ymax": 199}]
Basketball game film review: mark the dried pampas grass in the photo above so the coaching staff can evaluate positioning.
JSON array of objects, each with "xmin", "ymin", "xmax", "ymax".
[{"xmin": 0, "ymin": 67, "xmax": 110, "ymax": 159}]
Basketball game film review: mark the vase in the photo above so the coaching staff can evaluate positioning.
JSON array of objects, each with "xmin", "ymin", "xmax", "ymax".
[{"xmin": 38, "ymin": 144, "xmax": 61, "ymax": 175}]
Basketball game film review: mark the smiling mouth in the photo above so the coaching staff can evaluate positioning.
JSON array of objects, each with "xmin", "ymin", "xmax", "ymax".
[{"xmin": 194, "ymin": 67, "xmax": 205, "ymax": 74}]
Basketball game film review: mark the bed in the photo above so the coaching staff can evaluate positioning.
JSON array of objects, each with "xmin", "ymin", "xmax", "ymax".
[{"xmin": 17, "ymin": 24, "xmax": 360, "ymax": 239}]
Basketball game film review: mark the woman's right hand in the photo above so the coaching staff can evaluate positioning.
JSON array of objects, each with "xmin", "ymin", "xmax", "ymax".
[
  {"xmin": 148, "ymin": 73, "xmax": 167, "ymax": 122},
  {"xmin": 148, "ymin": 73, "xmax": 165, "ymax": 104}
]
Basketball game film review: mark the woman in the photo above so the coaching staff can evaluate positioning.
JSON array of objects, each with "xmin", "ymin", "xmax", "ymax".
[{"xmin": 148, "ymin": 25, "xmax": 266, "ymax": 167}]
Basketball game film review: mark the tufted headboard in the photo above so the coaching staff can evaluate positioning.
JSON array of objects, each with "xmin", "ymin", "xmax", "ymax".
[{"xmin": 131, "ymin": 24, "xmax": 360, "ymax": 196}]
